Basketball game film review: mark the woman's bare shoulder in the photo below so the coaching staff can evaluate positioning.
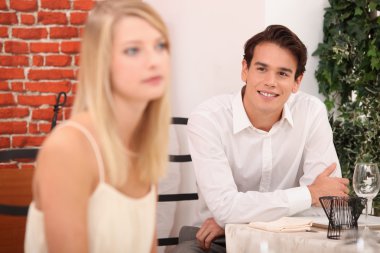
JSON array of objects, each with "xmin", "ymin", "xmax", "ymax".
[
  {"xmin": 37, "ymin": 114, "xmax": 96, "ymax": 168},
  {"xmin": 33, "ymin": 119, "xmax": 99, "ymax": 207},
  {"xmin": 38, "ymin": 123, "xmax": 90, "ymax": 164}
]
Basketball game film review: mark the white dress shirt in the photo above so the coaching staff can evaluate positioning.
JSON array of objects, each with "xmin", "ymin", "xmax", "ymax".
[{"xmin": 187, "ymin": 88, "xmax": 341, "ymax": 227}]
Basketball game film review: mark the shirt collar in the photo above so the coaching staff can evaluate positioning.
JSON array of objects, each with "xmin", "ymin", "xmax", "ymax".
[
  {"xmin": 282, "ymin": 100, "xmax": 294, "ymax": 127},
  {"xmin": 233, "ymin": 87, "xmax": 252, "ymax": 134},
  {"xmin": 232, "ymin": 87, "xmax": 294, "ymax": 134}
]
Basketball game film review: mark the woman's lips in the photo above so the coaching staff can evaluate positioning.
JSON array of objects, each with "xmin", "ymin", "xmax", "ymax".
[{"xmin": 142, "ymin": 76, "xmax": 163, "ymax": 86}]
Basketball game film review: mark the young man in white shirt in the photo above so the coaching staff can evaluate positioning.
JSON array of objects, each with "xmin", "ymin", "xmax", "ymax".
[{"xmin": 173, "ymin": 25, "xmax": 349, "ymax": 253}]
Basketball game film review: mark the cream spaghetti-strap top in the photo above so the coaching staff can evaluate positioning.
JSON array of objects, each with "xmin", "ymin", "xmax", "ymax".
[{"xmin": 24, "ymin": 121, "xmax": 156, "ymax": 253}]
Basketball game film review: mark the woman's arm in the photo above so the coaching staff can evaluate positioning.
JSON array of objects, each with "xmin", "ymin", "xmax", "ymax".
[{"xmin": 33, "ymin": 128, "xmax": 97, "ymax": 253}]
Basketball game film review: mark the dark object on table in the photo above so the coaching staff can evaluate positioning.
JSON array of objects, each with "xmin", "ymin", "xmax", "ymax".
[{"xmin": 319, "ymin": 196, "xmax": 366, "ymax": 240}]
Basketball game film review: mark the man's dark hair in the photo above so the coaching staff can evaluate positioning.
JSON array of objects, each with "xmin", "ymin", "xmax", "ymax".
[{"xmin": 243, "ymin": 25, "xmax": 307, "ymax": 79}]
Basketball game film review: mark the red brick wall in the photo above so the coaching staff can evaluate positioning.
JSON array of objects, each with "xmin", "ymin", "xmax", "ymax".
[{"xmin": 0, "ymin": 0, "xmax": 95, "ymax": 169}]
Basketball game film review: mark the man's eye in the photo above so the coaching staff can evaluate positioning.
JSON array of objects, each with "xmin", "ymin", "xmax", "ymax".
[
  {"xmin": 257, "ymin": 67, "xmax": 265, "ymax": 72},
  {"xmin": 279, "ymin": 72, "xmax": 289, "ymax": 77},
  {"xmin": 124, "ymin": 47, "xmax": 139, "ymax": 56}
]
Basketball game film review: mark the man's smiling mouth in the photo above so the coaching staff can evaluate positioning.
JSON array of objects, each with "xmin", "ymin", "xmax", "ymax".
[{"xmin": 258, "ymin": 91, "xmax": 279, "ymax": 97}]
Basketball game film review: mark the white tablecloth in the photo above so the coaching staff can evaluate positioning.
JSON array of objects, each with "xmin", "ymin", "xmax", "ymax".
[{"xmin": 225, "ymin": 224, "xmax": 379, "ymax": 253}]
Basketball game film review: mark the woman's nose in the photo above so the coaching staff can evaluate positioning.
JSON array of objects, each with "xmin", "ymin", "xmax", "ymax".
[{"xmin": 146, "ymin": 48, "xmax": 164, "ymax": 68}]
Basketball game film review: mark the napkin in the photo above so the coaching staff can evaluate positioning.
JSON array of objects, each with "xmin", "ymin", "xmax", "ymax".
[{"xmin": 249, "ymin": 217, "xmax": 313, "ymax": 232}]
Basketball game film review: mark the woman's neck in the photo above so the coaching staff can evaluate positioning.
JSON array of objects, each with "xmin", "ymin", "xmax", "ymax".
[{"xmin": 113, "ymin": 98, "xmax": 148, "ymax": 146}]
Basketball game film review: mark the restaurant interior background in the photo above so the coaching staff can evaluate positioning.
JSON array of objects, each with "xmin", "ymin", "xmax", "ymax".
[
  {"xmin": 0, "ymin": 0, "xmax": 379, "ymax": 253},
  {"xmin": 148, "ymin": 0, "xmax": 380, "ymax": 251},
  {"xmin": 146, "ymin": 0, "xmax": 335, "ymax": 252}
]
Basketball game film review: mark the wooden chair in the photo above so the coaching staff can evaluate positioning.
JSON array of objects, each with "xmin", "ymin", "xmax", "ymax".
[
  {"xmin": 0, "ymin": 93, "xmax": 64, "ymax": 253},
  {"xmin": 0, "ymin": 167, "xmax": 33, "ymax": 253}
]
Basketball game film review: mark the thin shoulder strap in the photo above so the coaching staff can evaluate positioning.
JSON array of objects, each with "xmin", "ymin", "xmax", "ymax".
[{"xmin": 58, "ymin": 121, "xmax": 105, "ymax": 182}]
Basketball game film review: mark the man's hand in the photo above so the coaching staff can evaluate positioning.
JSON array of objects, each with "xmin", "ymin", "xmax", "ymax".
[
  {"xmin": 196, "ymin": 217, "xmax": 225, "ymax": 251},
  {"xmin": 308, "ymin": 163, "xmax": 349, "ymax": 206}
]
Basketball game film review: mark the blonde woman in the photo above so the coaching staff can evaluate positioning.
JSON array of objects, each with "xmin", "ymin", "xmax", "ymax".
[{"xmin": 24, "ymin": 0, "xmax": 171, "ymax": 252}]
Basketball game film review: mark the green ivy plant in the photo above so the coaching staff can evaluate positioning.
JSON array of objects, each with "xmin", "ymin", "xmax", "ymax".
[{"xmin": 313, "ymin": 0, "xmax": 380, "ymax": 215}]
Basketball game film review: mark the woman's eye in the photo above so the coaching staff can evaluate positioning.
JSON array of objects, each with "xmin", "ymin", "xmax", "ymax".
[
  {"xmin": 155, "ymin": 41, "xmax": 167, "ymax": 51},
  {"xmin": 124, "ymin": 47, "xmax": 139, "ymax": 56}
]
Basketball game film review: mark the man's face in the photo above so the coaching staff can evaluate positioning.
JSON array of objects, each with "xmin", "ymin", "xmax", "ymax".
[{"xmin": 241, "ymin": 42, "xmax": 302, "ymax": 120}]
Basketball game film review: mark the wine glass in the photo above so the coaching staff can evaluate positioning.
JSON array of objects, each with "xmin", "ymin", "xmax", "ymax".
[{"xmin": 352, "ymin": 162, "xmax": 380, "ymax": 230}]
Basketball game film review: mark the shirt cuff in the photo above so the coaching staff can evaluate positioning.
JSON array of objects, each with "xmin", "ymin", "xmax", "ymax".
[{"xmin": 285, "ymin": 186, "xmax": 312, "ymax": 215}]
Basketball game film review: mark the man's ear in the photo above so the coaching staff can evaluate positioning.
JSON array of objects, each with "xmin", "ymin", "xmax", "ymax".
[
  {"xmin": 241, "ymin": 59, "xmax": 248, "ymax": 83},
  {"xmin": 292, "ymin": 74, "xmax": 303, "ymax": 93}
]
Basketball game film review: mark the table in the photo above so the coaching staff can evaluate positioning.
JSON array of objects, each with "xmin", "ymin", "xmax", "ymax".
[{"xmin": 225, "ymin": 224, "xmax": 380, "ymax": 253}]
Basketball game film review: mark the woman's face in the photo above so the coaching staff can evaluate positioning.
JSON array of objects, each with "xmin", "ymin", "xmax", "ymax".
[{"xmin": 110, "ymin": 16, "xmax": 170, "ymax": 105}]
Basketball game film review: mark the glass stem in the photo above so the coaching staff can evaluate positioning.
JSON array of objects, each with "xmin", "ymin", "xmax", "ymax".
[
  {"xmin": 365, "ymin": 199, "xmax": 368, "ymax": 230},
  {"xmin": 364, "ymin": 198, "xmax": 372, "ymax": 230}
]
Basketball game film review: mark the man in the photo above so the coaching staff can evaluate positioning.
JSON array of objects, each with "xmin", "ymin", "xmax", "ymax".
[{"xmin": 173, "ymin": 25, "xmax": 349, "ymax": 253}]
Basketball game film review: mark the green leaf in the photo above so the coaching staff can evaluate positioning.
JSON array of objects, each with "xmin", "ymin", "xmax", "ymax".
[
  {"xmin": 367, "ymin": 47, "xmax": 377, "ymax": 57},
  {"xmin": 371, "ymin": 57, "xmax": 380, "ymax": 70},
  {"xmin": 324, "ymin": 99, "xmax": 335, "ymax": 111},
  {"xmin": 368, "ymin": 2, "xmax": 377, "ymax": 12},
  {"xmin": 354, "ymin": 7, "xmax": 363, "ymax": 16}
]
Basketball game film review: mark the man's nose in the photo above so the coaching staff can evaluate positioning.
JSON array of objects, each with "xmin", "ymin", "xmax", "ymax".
[{"xmin": 264, "ymin": 72, "xmax": 277, "ymax": 87}]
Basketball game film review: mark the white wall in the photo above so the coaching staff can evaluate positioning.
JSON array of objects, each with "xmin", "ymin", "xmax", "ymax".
[
  {"xmin": 144, "ymin": 1, "xmax": 329, "ymax": 252},
  {"xmin": 146, "ymin": 0, "xmax": 265, "ymax": 116},
  {"xmin": 145, "ymin": 2, "xmax": 266, "ymax": 252},
  {"xmin": 265, "ymin": 0, "xmax": 329, "ymax": 101}
]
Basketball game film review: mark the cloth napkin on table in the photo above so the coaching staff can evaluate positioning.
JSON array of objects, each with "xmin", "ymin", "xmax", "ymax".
[{"xmin": 248, "ymin": 217, "xmax": 313, "ymax": 232}]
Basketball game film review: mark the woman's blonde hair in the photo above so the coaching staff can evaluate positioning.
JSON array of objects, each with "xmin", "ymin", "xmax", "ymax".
[{"xmin": 72, "ymin": 0, "xmax": 170, "ymax": 186}]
